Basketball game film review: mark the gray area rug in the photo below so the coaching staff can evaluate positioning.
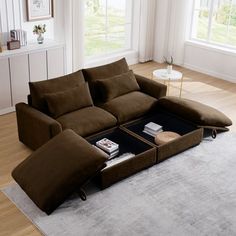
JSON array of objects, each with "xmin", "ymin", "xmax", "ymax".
[{"xmin": 3, "ymin": 132, "xmax": 236, "ymax": 236}]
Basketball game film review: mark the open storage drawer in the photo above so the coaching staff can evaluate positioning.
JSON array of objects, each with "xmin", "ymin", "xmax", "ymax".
[
  {"xmin": 86, "ymin": 128, "xmax": 156, "ymax": 189},
  {"xmin": 121, "ymin": 109, "xmax": 203, "ymax": 162}
]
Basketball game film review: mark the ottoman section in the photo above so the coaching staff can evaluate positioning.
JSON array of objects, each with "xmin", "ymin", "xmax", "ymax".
[
  {"xmin": 12, "ymin": 129, "xmax": 107, "ymax": 215},
  {"xmin": 87, "ymin": 128, "xmax": 156, "ymax": 189},
  {"xmin": 157, "ymin": 96, "xmax": 232, "ymax": 131}
]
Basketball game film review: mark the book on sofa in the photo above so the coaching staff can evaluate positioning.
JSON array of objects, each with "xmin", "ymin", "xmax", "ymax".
[{"xmin": 143, "ymin": 122, "xmax": 163, "ymax": 137}]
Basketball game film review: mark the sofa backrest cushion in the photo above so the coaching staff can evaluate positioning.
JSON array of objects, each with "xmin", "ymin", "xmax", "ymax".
[
  {"xmin": 97, "ymin": 70, "xmax": 140, "ymax": 102},
  {"xmin": 82, "ymin": 58, "xmax": 129, "ymax": 103},
  {"xmin": 29, "ymin": 70, "xmax": 85, "ymax": 113},
  {"xmin": 45, "ymin": 83, "xmax": 93, "ymax": 118}
]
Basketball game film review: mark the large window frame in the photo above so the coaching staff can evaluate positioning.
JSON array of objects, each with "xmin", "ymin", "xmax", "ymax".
[
  {"xmin": 84, "ymin": 0, "xmax": 134, "ymax": 60},
  {"xmin": 190, "ymin": 0, "xmax": 236, "ymax": 50}
]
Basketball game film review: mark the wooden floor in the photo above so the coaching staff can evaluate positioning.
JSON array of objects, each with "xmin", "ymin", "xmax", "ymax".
[{"xmin": 0, "ymin": 62, "xmax": 236, "ymax": 236}]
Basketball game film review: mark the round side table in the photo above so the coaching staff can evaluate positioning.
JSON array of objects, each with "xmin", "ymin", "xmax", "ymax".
[{"xmin": 153, "ymin": 69, "xmax": 183, "ymax": 97}]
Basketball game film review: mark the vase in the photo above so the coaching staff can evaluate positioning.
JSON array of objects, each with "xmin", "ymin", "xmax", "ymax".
[
  {"xmin": 37, "ymin": 33, "xmax": 44, "ymax": 44},
  {"xmin": 167, "ymin": 65, "xmax": 172, "ymax": 74}
]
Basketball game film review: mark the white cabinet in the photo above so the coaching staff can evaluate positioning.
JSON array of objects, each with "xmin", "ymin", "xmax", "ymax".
[
  {"xmin": 29, "ymin": 51, "xmax": 47, "ymax": 82},
  {"xmin": 10, "ymin": 55, "xmax": 30, "ymax": 105},
  {"xmin": 0, "ymin": 42, "xmax": 65, "ymax": 114},
  {"xmin": 47, "ymin": 47, "xmax": 65, "ymax": 79},
  {"xmin": 0, "ymin": 58, "xmax": 11, "ymax": 110}
]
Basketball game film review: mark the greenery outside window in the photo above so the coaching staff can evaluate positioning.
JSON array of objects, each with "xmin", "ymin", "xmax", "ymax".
[
  {"xmin": 85, "ymin": 0, "xmax": 133, "ymax": 58},
  {"xmin": 191, "ymin": 0, "xmax": 236, "ymax": 48}
]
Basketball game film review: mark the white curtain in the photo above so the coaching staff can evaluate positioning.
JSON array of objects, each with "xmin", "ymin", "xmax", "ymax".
[
  {"xmin": 138, "ymin": 0, "xmax": 157, "ymax": 62},
  {"xmin": 64, "ymin": 0, "xmax": 85, "ymax": 73},
  {"xmin": 167, "ymin": 0, "xmax": 193, "ymax": 65},
  {"xmin": 154, "ymin": 0, "xmax": 193, "ymax": 65}
]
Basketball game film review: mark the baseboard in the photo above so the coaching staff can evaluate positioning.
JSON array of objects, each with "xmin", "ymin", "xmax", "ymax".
[
  {"xmin": 0, "ymin": 107, "xmax": 15, "ymax": 116},
  {"xmin": 184, "ymin": 63, "xmax": 236, "ymax": 83}
]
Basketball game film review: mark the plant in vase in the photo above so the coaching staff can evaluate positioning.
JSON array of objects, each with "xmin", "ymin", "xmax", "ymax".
[
  {"xmin": 33, "ymin": 24, "xmax": 46, "ymax": 44},
  {"xmin": 164, "ymin": 56, "xmax": 174, "ymax": 74}
]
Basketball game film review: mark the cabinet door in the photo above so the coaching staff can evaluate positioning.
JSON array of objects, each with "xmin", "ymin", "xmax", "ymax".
[
  {"xmin": 29, "ymin": 51, "xmax": 47, "ymax": 82},
  {"xmin": 0, "ymin": 58, "xmax": 12, "ymax": 109},
  {"xmin": 47, "ymin": 47, "xmax": 65, "ymax": 79},
  {"xmin": 10, "ymin": 55, "xmax": 30, "ymax": 105}
]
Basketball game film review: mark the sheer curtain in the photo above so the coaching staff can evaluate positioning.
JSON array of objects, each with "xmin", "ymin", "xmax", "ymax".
[
  {"xmin": 138, "ymin": 0, "xmax": 157, "ymax": 62},
  {"xmin": 64, "ymin": 0, "xmax": 85, "ymax": 73},
  {"xmin": 154, "ymin": 0, "xmax": 193, "ymax": 65}
]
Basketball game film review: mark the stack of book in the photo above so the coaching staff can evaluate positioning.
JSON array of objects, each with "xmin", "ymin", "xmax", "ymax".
[
  {"xmin": 95, "ymin": 138, "xmax": 119, "ymax": 159},
  {"xmin": 143, "ymin": 122, "xmax": 163, "ymax": 137},
  {"xmin": 10, "ymin": 30, "xmax": 27, "ymax": 46}
]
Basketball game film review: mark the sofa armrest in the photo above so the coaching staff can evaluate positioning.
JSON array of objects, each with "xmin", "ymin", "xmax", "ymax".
[
  {"xmin": 135, "ymin": 74, "xmax": 167, "ymax": 99},
  {"xmin": 16, "ymin": 103, "xmax": 62, "ymax": 150}
]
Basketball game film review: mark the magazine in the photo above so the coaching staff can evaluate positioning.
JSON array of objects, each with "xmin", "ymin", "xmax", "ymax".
[
  {"xmin": 96, "ymin": 138, "xmax": 119, "ymax": 153},
  {"xmin": 105, "ymin": 153, "xmax": 135, "ymax": 169}
]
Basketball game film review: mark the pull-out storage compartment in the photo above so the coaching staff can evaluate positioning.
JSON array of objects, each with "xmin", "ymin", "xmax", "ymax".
[
  {"xmin": 121, "ymin": 109, "xmax": 203, "ymax": 162},
  {"xmin": 87, "ymin": 128, "xmax": 156, "ymax": 189}
]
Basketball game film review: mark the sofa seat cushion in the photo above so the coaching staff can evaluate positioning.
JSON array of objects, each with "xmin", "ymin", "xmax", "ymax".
[
  {"xmin": 29, "ymin": 70, "xmax": 85, "ymax": 113},
  {"xmin": 12, "ymin": 129, "xmax": 107, "ymax": 215},
  {"xmin": 158, "ymin": 96, "xmax": 232, "ymax": 130},
  {"xmin": 97, "ymin": 70, "xmax": 140, "ymax": 102},
  {"xmin": 56, "ymin": 107, "xmax": 117, "ymax": 137},
  {"xmin": 100, "ymin": 91, "xmax": 158, "ymax": 124}
]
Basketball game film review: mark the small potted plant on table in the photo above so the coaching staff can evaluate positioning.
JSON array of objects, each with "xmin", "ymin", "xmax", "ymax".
[{"xmin": 164, "ymin": 56, "xmax": 173, "ymax": 74}]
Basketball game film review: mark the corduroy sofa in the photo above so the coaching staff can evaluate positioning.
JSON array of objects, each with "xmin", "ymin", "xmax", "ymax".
[{"xmin": 16, "ymin": 58, "xmax": 167, "ymax": 150}]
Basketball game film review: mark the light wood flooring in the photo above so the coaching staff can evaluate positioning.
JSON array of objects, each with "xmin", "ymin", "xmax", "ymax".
[{"xmin": 0, "ymin": 62, "xmax": 236, "ymax": 236}]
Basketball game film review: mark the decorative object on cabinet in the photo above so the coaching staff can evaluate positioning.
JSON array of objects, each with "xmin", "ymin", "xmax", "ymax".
[
  {"xmin": 10, "ymin": 30, "xmax": 27, "ymax": 46},
  {"xmin": 33, "ymin": 24, "xmax": 46, "ymax": 44},
  {"xmin": 26, "ymin": 0, "xmax": 54, "ymax": 21},
  {"xmin": 7, "ymin": 40, "xmax": 21, "ymax": 50}
]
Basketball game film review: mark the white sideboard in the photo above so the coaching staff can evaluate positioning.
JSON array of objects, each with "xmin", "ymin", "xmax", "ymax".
[{"xmin": 0, "ymin": 41, "xmax": 65, "ymax": 115}]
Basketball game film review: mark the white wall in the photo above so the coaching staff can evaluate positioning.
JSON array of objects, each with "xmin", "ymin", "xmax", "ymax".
[
  {"xmin": 184, "ymin": 41, "xmax": 236, "ymax": 83},
  {"xmin": 153, "ymin": 0, "xmax": 236, "ymax": 83},
  {"xmin": 0, "ymin": 0, "xmax": 64, "ymax": 44}
]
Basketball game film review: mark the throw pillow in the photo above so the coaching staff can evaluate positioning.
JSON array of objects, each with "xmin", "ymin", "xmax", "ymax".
[
  {"xmin": 29, "ymin": 70, "xmax": 85, "ymax": 113},
  {"xmin": 45, "ymin": 83, "xmax": 93, "ymax": 118},
  {"xmin": 97, "ymin": 70, "xmax": 140, "ymax": 102},
  {"xmin": 82, "ymin": 58, "xmax": 129, "ymax": 102}
]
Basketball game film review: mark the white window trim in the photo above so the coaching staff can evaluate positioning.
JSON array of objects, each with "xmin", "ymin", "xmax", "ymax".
[
  {"xmin": 190, "ymin": 0, "xmax": 236, "ymax": 50},
  {"xmin": 186, "ymin": 39, "xmax": 236, "ymax": 57},
  {"xmin": 84, "ymin": 0, "xmax": 135, "ymax": 62}
]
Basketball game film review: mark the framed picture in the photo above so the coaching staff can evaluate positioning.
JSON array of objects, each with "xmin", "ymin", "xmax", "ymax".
[{"xmin": 27, "ymin": 0, "xmax": 54, "ymax": 21}]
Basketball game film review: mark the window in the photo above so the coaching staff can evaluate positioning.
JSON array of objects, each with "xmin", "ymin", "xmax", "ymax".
[
  {"xmin": 85, "ymin": 0, "xmax": 133, "ymax": 58},
  {"xmin": 191, "ymin": 0, "xmax": 236, "ymax": 48}
]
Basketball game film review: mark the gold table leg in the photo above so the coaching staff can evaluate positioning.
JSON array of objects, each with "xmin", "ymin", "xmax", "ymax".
[
  {"xmin": 167, "ymin": 79, "xmax": 170, "ymax": 96},
  {"xmin": 179, "ymin": 76, "xmax": 183, "ymax": 98}
]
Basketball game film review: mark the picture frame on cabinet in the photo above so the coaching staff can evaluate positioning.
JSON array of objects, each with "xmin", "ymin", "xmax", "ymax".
[{"xmin": 26, "ymin": 0, "xmax": 54, "ymax": 21}]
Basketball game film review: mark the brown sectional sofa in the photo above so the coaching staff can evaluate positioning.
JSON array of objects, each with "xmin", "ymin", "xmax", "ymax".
[
  {"xmin": 13, "ymin": 58, "xmax": 233, "ymax": 214},
  {"xmin": 16, "ymin": 58, "xmax": 167, "ymax": 150}
]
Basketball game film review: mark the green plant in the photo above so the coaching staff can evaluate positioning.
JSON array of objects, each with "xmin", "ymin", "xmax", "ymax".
[
  {"xmin": 164, "ymin": 56, "xmax": 174, "ymax": 65},
  {"xmin": 33, "ymin": 24, "xmax": 46, "ymax": 35}
]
